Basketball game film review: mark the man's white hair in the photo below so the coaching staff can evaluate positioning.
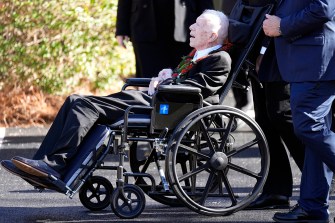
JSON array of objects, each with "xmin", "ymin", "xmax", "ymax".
[{"xmin": 202, "ymin": 9, "xmax": 229, "ymax": 44}]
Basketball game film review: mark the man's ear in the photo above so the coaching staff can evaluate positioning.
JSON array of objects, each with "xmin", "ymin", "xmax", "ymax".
[{"xmin": 210, "ymin": 33, "xmax": 218, "ymax": 42}]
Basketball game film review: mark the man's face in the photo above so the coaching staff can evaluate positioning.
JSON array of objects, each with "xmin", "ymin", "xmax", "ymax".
[{"xmin": 189, "ymin": 14, "xmax": 213, "ymax": 50}]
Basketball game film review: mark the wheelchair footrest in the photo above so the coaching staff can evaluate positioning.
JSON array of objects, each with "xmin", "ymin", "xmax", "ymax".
[
  {"xmin": 124, "ymin": 172, "xmax": 156, "ymax": 192},
  {"xmin": 147, "ymin": 190, "xmax": 175, "ymax": 196}
]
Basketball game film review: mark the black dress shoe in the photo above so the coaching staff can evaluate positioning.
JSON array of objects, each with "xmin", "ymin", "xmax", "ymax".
[
  {"xmin": 1, "ymin": 160, "xmax": 56, "ymax": 189},
  {"xmin": 245, "ymin": 194, "xmax": 289, "ymax": 210},
  {"xmin": 273, "ymin": 204, "xmax": 329, "ymax": 223},
  {"xmin": 12, "ymin": 156, "xmax": 61, "ymax": 179}
]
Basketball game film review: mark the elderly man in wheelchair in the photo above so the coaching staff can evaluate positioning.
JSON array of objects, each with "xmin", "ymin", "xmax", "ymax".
[
  {"xmin": 1, "ymin": 1, "xmax": 272, "ymax": 219},
  {"xmin": 2, "ymin": 8, "xmax": 231, "ymax": 196}
]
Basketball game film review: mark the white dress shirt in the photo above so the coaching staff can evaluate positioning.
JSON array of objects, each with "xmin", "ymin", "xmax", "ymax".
[{"xmin": 192, "ymin": 45, "xmax": 222, "ymax": 61}]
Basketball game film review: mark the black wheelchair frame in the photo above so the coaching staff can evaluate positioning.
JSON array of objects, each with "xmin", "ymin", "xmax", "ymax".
[{"xmin": 25, "ymin": 0, "xmax": 276, "ymax": 219}]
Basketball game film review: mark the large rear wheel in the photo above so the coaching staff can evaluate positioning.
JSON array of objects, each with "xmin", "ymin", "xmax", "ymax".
[{"xmin": 166, "ymin": 105, "xmax": 269, "ymax": 216}]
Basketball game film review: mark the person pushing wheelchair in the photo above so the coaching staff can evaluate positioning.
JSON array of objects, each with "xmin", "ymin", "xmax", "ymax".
[{"xmin": 1, "ymin": 9, "xmax": 232, "ymax": 187}]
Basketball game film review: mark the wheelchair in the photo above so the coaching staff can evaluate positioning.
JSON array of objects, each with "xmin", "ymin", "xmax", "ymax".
[{"xmin": 22, "ymin": 0, "xmax": 276, "ymax": 219}]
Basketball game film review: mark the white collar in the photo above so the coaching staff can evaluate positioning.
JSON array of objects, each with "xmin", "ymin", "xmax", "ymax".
[{"xmin": 192, "ymin": 45, "xmax": 222, "ymax": 61}]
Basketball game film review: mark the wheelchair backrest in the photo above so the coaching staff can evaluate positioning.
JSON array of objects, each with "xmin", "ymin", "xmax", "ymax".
[
  {"xmin": 218, "ymin": 0, "xmax": 275, "ymax": 104},
  {"xmin": 150, "ymin": 85, "xmax": 203, "ymax": 133}
]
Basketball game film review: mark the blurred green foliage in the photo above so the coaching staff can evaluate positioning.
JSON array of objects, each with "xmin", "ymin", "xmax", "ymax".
[{"xmin": 0, "ymin": 0, "xmax": 135, "ymax": 94}]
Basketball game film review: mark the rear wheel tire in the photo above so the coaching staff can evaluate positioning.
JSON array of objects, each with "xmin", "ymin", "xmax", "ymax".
[{"xmin": 166, "ymin": 106, "xmax": 269, "ymax": 216}]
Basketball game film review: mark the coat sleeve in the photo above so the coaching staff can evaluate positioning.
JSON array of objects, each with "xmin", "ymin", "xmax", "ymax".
[
  {"xmin": 116, "ymin": 0, "xmax": 131, "ymax": 36},
  {"xmin": 280, "ymin": 0, "xmax": 335, "ymax": 38},
  {"xmin": 195, "ymin": 0, "xmax": 214, "ymax": 14},
  {"xmin": 178, "ymin": 51, "xmax": 232, "ymax": 99}
]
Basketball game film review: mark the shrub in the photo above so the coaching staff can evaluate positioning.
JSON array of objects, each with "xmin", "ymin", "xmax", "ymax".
[{"xmin": 0, "ymin": 0, "xmax": 135, "ymax": 95}]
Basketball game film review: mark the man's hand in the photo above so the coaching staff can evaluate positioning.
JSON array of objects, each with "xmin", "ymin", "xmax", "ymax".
[
  {"xmin": 147, "ymin": 69, "xmax": 173, "ymax": 96},
  {"xmin": 148, "ymin": 77, "xmax": 161, "ymax": 96},
  {"xmin": 263, "ymin": 14, "xmax": 281, "ymax": 37},
  {"xmin": 116, "ymin": 35, "xmax": 130, "ymax": 48},
  {"xmin": 158, "ymin": 69, "xmax": 173, "ymax": 81}
]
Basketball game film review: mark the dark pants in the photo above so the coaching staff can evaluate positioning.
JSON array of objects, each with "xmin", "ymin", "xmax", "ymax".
[
  {"xmin": 33, "ymin": 90, "xmax": 151, "ymax": 176},
  {"xmin": 290, "ymin": 81, "xmax": 335, "ymax": 217},
  {"xmin": 251, "ymin": 80, "xmax": 305, "ymax": 197}
]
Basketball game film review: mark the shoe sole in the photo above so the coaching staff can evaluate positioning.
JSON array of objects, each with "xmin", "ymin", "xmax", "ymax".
[
  {"xmin": 273, "ymin": 216, "xmax": 329, "ymax": 223},
  {"xmin": 12, "ymin": 158, "xmax": 49, "ymax": 178},
  {"xmin": 1, "ymin": 161, "xmax": 50, "ymax": 189}
]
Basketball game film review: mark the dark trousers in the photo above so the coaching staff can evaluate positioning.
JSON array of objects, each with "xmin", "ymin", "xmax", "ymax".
[
  {"xmin": 33, "ymin": 90, "xmax": 151, "ymax": 175},
  {"xmin": 290, "ymin": 81, "xmax": 335, "ymax": 216},
  {"xmin": 251, "ymin": 80, "xmax": 305, "ymax": 197}
]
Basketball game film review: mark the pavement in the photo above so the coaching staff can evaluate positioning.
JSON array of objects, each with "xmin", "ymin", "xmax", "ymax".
[
  {"xmin": 0, "ymin": 91, "xmax": 335, "ymax": 223},
  {"xmin": 0, "ymin": 125, "xmax": 302, "ymax": 223}
]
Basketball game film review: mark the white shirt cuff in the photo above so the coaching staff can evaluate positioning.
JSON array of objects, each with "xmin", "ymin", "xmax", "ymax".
[{"xmin": 260, "ymin": 46, "xmax": 267, "ymax": 55}]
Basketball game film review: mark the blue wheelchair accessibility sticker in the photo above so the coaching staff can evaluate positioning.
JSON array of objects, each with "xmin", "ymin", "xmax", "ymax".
[{"xmin": 159, "ymin": 104, "xmax": 169, "ymax": 115}]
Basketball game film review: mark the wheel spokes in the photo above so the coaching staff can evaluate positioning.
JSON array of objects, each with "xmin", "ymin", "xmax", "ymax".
[
  {"xmin": 226, "ymin": 138, "xmax": 261, "ymax": 158},
  {"xmin": 178, "ymin": 142, "xmax": 210, "ymax": 159},
  {"xmin": 178, "ymin": 162, "xmax": 210, "ymax": 182},
  {"xmin": 228, "ymin": 162, "xmax": 262, "ymax": 179},
  {"xmin": 198, "ymin": 171, "xmax": 216, "ymax": 205},
  {"xmin": 221, "ymin": 171, "xmax": 238, "ymax": 205}
]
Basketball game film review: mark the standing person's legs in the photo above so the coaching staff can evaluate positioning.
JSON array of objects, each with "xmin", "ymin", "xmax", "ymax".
[
  {"xmin": 255, "ymin": 81, "xmax": 293, "ymax": 196},
  {"xmin": 291, "ymin": 82, "xmax": 335, "ymax": 216},
  {"xmin": 132, "ymin": 44, "xmax": 143, "ymax": 78},
  {"xmin": 274, "ymin": 81, "xmax": 335, "ymax": 222},
  {"xmin": 265, "ymin": 82, "xmax": 305, "ymax": 171},
  {"xmin": 247, "ymin": 80, "xmax": 291, "ymax": 209}
]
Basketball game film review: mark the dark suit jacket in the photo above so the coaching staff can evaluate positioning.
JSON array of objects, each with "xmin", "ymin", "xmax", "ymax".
[
  {"xmin": 274, "ymin": 0, "xmax": 335, "ymax": 82},
  {"xmin": 116, "ymin": 0, "xmax": 214, "ymax": 43},
  {"xmin": 160, "ymin": 48, "xmax": 232, "ymax": 101}
]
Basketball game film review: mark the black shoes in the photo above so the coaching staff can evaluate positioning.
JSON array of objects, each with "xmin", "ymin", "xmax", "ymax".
[
  {"xmin": 11, "ymin": 156, "xmax": 61, "ymax": 179},
  {"xmin": 245, "ymin": 193, "xmax": 290, "ymax": 210},
  {"xmin": 273, "ymin": 204, "xmax": 329, "ymax": 223},
  {"xmin": 1, "ymin": 160, "xmax": 56, "ymax": 189}
]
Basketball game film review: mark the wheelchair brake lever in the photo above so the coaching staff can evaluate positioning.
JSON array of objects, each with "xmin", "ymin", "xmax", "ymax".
[
  {"xmin": 153, "ymin": 127, "xmax": 169, "ymax": 157},
  {"xmin": 158, "ymin": 127, "xmax": 169, "ymax": 139}
]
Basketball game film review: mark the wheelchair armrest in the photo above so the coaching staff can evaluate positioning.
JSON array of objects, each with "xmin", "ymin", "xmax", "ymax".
[
  {"xmin": 157, "ymin": 85, "xmax": 201, "ymax": 94},
  {"xmin": 122, "ymin": 78, "xmax": 151, "ymax": 90},
  {"xmin": 126, "ymin": 78, "xmax": 151, "ymax": 85}
]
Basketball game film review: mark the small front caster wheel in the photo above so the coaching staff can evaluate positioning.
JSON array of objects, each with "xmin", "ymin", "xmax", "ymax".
[
  {"xmin": 79, "ymin": 176, "xmax": 113, "ymax": 211},
  {"xmin": 111, "ymin": 185, "xmax": 146, "ymax": 219}
]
